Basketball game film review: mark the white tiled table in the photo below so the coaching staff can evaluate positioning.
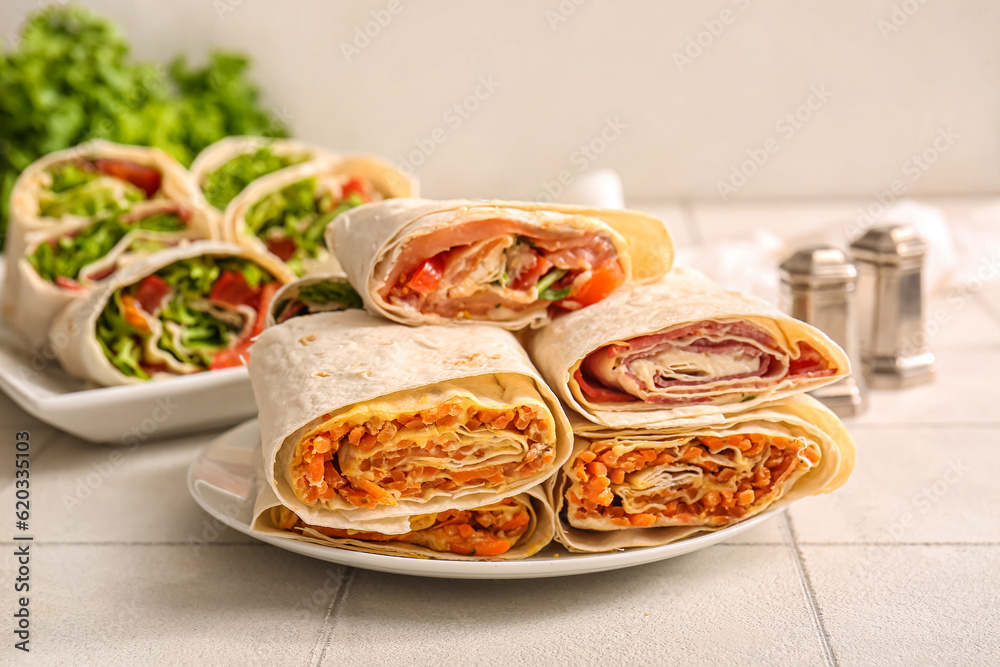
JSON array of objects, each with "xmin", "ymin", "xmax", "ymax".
[{"xmin": 2, "ymin": 199, "xmax": 998, "ymax": 666}]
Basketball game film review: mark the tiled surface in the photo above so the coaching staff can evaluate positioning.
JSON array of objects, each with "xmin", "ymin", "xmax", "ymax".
[{"xmin": 0, "ymin": 197, "xmax": 997, "ymax": 665}]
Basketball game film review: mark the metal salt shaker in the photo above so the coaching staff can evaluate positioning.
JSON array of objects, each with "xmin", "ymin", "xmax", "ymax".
[
  {"xmin": 779, "ymin": 246, "xmax": 868, "ymax": 417},
  {"xmin": 850, "ymin": 224, "xmax": 936, "ymax": 387}
]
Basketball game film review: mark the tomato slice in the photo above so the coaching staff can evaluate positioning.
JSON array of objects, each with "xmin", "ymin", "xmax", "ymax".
[
  {"xmin": 265, "ymin": 236, "xmax": 297, "ymax": 262},
  {"xmin": 54, "ymin": 276, "xmax": 86, "ymax": 291},
  {"xmin": 566, "ymin": 261, "xmax": 625, "ymax": 308},
  {"xmin": 135, "ymin": 275, "xmax": 171, "ymax": 313},
  {"xmin": 341, "ymin": 175, "xmax": 368, "ymax": 200},
  {"xmin": 210, "ymin": 341, "xmax": 252, "ymax": 370},
  {"xmin": 92, "ymin": 159, "xmax": 162, "ymax": 198},
  {"xmin": 210, "ymin": 271, "xmax": 255, "ymax": 307},
  {"xmin": 210, "ymin": 280, "xmax": 280, "ymax": 370},
  {"xmin": 406, "ymin": 253, "xmax": 446, "ymax": 295}
]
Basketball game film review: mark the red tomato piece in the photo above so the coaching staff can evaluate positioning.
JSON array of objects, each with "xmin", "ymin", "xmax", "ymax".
[
  {"xmin": 341, "ymin": 175, "xmax": 368, "ymax": 201},
  {"xmin": 265, "ymin": 236, "xmax": 297, "ymax": 261},
  {"xmin": 210, "ymin": 342, "xmax": 252, "ymax": 370},
  {"xmin": 566, "ymin": 261, "xmax": 625, "ymax": 308},
  {"xmin": 406, "ymin": 253, "xmax": 446, "ymax": 295},
  {"xmin": 92, "ymin": 159, "xmax": 162, "ymax": 198},
  {"xmin": 509, "ymin": 251, "xmax": 552, "ymax": 291},
  {"xmin": 135, "ymin": 275, "xmax": 171, "ymax": 313},
  {"xmin": 210, "ymin": 271, "xmax": 255, "ymax": 307}
]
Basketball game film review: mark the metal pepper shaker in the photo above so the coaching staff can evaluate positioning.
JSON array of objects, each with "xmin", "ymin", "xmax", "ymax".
[
  {"xmin": 779, "ymin": 246, "xmax": 868, "ymax": 417},
  {"xmin": 850, "ymin": 224, "xmax": 936, "ymax": 388}
]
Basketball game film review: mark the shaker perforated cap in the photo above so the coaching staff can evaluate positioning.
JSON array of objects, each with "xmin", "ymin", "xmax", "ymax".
[
  {"xmin": 850, "ymin": 224, "xmax": 927, "ymax": 265},
  {"xmin": 779, "ymin": 245, "xmax": 857, "ymax": 289}
]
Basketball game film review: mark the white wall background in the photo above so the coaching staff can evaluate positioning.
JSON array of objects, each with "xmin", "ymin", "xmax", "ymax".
[{"xmin": 2, "ymin": 0, "xmax": 998, "ymax": 202}]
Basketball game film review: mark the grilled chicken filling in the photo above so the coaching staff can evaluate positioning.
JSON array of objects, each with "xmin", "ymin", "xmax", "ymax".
[
  {"xmin": 274, "ymin": 497, "xmax": 532, "ymax": 557},
  {"xmin": 566, "ymin": 433, "xmax": 820, "ymax": 530},
  {"xmin": 379, "ymin": 218, "xmax": 626, "ymax": 320},
  {"xmin": 291, "ymin": 397, "xmax": 556, "ymax": 509}
]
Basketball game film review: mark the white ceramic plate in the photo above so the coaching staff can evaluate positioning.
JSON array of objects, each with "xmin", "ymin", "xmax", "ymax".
[
  {"xmin": 0, "ymin": 313, "xmax": 256, "ymax": 444},
  {"xmin": 189, "ymin": 419, "xmax": 780, "ymax": 580}
]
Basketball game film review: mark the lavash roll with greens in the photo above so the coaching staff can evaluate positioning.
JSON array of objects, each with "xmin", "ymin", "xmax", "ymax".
[
  {"xmin": 10, "ymin": 200, "xmax": 216, "ymax": 348},
  {"xmin": 326, "ymin": 199, "xmax": 674, "ymax": 331},
  {"xmin": 224, "ymin": 155, "xmax": 417, "ymax": 277},
  {"xmin": 189, "ymin": 136, "xmax": 335, "ymax": 215},
  {"xmin": 51, "ymin": 241, "xmax": 293, "ymax": 387},
  {"xmin": 265, "ymin": 274, "xmax": 363, "ymax": 327},
  {"xmin": 252, "ymin": 483, "xmax": 554, "ymax": 560},
  {"xmin": 528, "ymin": 268, "xmax": 850, "ymax": 431},
  {"xmin": 2, "ymin": 140, "xmax": 204, "ymax": 320},
  {"xmin": 550, "ymin": 394, "xmax": 855, "ymax": 552},
  {"xmin": 248, "ymin": 310, "xmax": 572, "ymax": 535}
]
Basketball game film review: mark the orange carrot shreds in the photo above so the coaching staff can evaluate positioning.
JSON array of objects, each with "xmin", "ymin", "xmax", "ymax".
[
  {"xmin": 359, "ymin": 432, "xmax": 378, "ymax": 451},
  {"xmin": 376, "ymin": 421, "xmax": 398, "ymax": 443},
  {"xmin": 491, "ymin": 411, "xmax": 514, "ymax": 429},
  {"xmin": 457, "ymin": 524, "xmax": 476, "ymax": 539},
  {"xmin": 753, "ymin": 466, "xmax": 771, "ymax": 489},
  {"xmin": 804, "ymin": 447, "xmax": 821, "ymax": 465},
  {"xmin": 324, "ymin": 462, "xmax": 347, "ymax": 489},
  {"xmin": 702, "ymin": 491, "xmax": 721, "ymax": 508},
  {"xmin": 641, "ymin": 449, "xmax": 658, "ymax": 462},
  {"xmin": 471, "ymin": 539, "xmax": 512, "ymax": 557},
  {"xmin": 574, "ymin": 460, "xmax": 590, "ymax": 483},
  {"xmin": 307, "ymin": 455, "xmax": 325, "ymax": 484},
  {"xmin": 629, "ymin": 513, "xmax": 657, "ymax": 527},
  {"xmin": 598, "ymin": 450, "xmax": 619, "ymax": 467},
  {"xmin": 466, "ymin": 418, "xmax": 482, "ymax": 430},
  {"xmin": 737, "ymin": 489, "xmax": 756, "ymax": 506},
  {"xmin": 578, "ymin": 450, "xmax": 598, "ymax": 464},
  {"xmin": 499, "ymin": 511, "xmax": 530, "ymax": 532},
  {"xmin": 699, "ymin": 460, "xmax": 719, "ymax": 473},
  {"xmin": 514, "ymin": 408, "xmax": 532, "ymax": 430},
  {"xmin": 609, "ymin": 467, "xmax": 626, "ymax": 484},
  {"xmin": 477, "ymin": 408, "xmax": 501, "ymax": 424},
  {"xmin": 347, "ymin": 426, "xmax": 365, "ymax": 445},
  {"xmin": 586, "ymin": 461, "xmax": 608, "ymax": 477},
  {"xmin": 302, "ymin": 485, "xmax": 319, "ymax": 503},
  {"xmin": 352, "ymin": 477, "xmax": 397, "ymax": 506},
  {"xmin": 312, "ymin": 433, "xmax": 335, "ymax": 454},
  {"xmin": 654, "ymin": 452, "xmax": 675, "ymax": 465},
  {"xmin": 680, "ymin": 446, "xmax": 701, "ymax": 461},
  {"xmin": 718, "ymin": 468, "xmax": 736, "ymax": 483}
]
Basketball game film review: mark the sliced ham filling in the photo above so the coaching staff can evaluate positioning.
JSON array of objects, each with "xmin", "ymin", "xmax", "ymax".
[
  {"xmin": 379, "ymin": 218, "xmax": 626, "ymax": 320},
  {"xmin": 575, "ymin": 320, "xmax": 837, "ymax": 406},
  {"xmin": 291, "ymin": 398, "xmax": 557, "ymax": 510},
  {"xmin": 274, "ymin": 497, "xmax": 532, "ymax": 557},
  {"xmin": 567, "ymin": 433, "xmax": 820, "ymax": 530}
]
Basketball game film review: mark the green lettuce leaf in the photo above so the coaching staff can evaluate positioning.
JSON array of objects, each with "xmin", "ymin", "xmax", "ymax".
[{"xmin": 203, "ymin": 147, "xmax": 302, "ymax": 210}]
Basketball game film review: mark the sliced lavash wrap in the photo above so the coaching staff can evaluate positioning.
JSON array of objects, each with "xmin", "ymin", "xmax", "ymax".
[
  {"xmin": 224, "ymin": 155, "xmax": 417, "ymax": 277},
  {"xmin": 327, "ymin": 199, "xmax": 674, "ymax": 331},
  {"xmin": 248, "ymin": 310, "xmax": 573, "ymax": 535},
  {"xmin": 251, "ymin": 480, "xmax": 554, "ymax": 561},
  {"xmin": 528, "ymin": 268, "xmax": 850, "ymax": 431},
  {"xmin": 2, "ymin": 140, "xmax": 204, "ymax": 319},
  {"xmin": 550, "ymin": 394, "xmax": 856, "ymax": 553},
  {"xmin": 265, "ymin": 274, "xmax": 363, "ymax": 327},
  {"xmin": 189, "ymin": 136, "xmax": 336, "ymax": 216},
  {"xmin": 51, "ymin": 241, "xmax": 294, "ymax": 387},
  {"xmin": 10, "ymin": 201, "xmax": 216, "ymax": 348}
]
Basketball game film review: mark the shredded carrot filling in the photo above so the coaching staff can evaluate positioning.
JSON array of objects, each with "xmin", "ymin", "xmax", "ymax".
[
  {"xmin": 290, "ymin": 398, "xmax": 556, "ymax": 509},
  {"xmin": 276, "ymin": 498, "xmax": 530, "ymax": 556},
  {"xmin": 566, "ymin": 433, "xmax": 815, "ymax": 529}
]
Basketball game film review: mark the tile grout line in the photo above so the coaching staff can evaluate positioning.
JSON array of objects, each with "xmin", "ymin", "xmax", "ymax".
[
  {"xmin": 782, "ymin": 513, "xmax": 838, "ymax": 667},
  {"xmin": 310, "ymin": 567, "xmax": 356, "ymax": 667}
]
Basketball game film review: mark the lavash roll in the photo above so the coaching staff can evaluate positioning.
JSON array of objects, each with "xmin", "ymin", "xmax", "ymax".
[
  {"xmin": 2, "ymin": 140, "xmax": 204, "ymax": 320},
  {"xmin": 326, "ymin": 199, "xmax": 674, "ymax": 331},
  {"xmin": 247, "ymin": 310, "xmax": 573, "ymax": 535},
  {"xmin": 264, "ymin": 274, "xmax": 362, "ymax": 327},
  {"xmin": 50, "ymin": 240, "xmax": 293, "ymax": 387},
  {"xmin": 549, "ymin": 394, "xmax": 856, "ymax": 553},
  {"xmin": 528, "ymin": 268, "xmax": 850, "ymax": 431}
]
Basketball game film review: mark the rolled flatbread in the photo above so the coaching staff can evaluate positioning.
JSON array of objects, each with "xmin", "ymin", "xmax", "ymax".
[
  {"xmin": 252, "ymin": 483, "xmax": 554, "ymax": 560},
  {"xmin": 265, "ymin": 274, "xmax": 363, "ymax": 327},
  {"xmin": 327, "ymin": 199, "xmax": 674, "ymax": 330},
  {"xmin": 224, "ymin": 155, "xmax": 417, "ymax": 277},
  {"xmin": 51, "ymin": 241, "xmax": 293, "ymax": 387},
  {"xmin": 550, "ymin": 394, "xmax": 855, "ymax": 552},
  {"xmin": 528, "ymin": 268, "xmax": 850, "ymax": 430},
  {"xmin": 3, "ymin": 140, "xmax": 204, "ymax": 320},
  {"xmin": 189, "ymin": 136, "xmax": 335, "ymax": 216},
  {"xmin": 10, "ymin": 201, "xmax": 215, "ymax": 348},
  {"xmin": 248, "ymin": 310, "xmax": 573, "ymax": 534}
]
